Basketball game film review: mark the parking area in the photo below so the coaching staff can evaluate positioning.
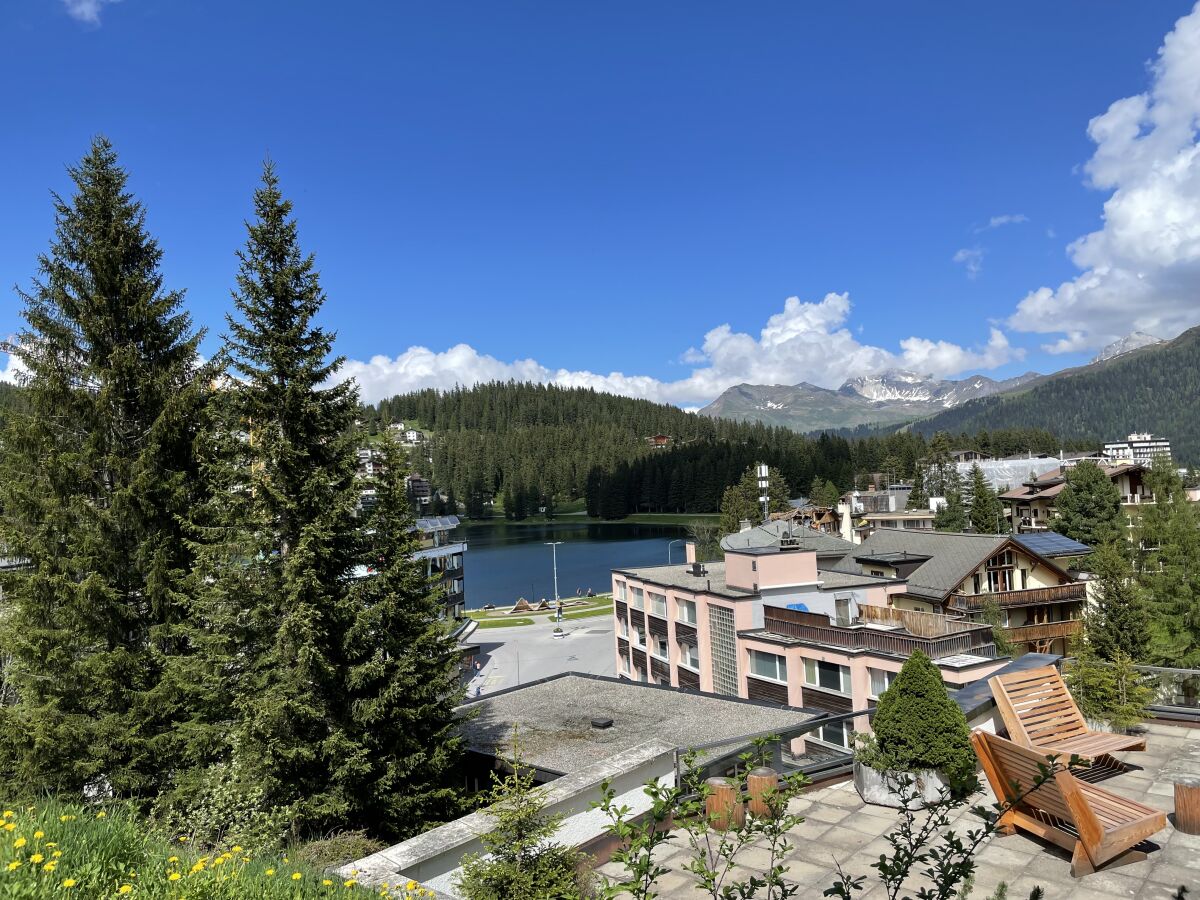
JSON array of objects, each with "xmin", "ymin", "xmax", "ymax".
[{"xmin": 465, "ymin": 615, "xmax": 616, "ymax": 697}]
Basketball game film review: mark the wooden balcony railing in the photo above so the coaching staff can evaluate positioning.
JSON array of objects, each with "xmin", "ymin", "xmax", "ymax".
[
  {"xmin": 952, "ymin": 582, "xmax": 1086, "ymax": 611},
  {"xmin": 763, "ymin": 607, "xmax": 995, "ymax": 660},
  {"xmin": 1004, "ymin": 619, "xmax": 1082, "ymax": 643}
]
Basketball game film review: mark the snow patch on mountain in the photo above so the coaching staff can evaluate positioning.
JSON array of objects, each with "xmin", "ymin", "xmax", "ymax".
[{"xmin": 1091, "ymin": 331, "xmax": 1163, "ymax": 363}]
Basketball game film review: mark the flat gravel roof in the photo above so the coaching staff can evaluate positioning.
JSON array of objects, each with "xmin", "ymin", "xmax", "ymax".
[{"xmin": 458, "ymin": 673, "xmax": 816, "ymax": 776}]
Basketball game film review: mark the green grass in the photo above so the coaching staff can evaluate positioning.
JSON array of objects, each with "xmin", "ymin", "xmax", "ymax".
[
  {"xmin": 0, "ymin": 797, "xmax": 415, "ymax": 899},
  {"xmin": 472, "ymin": 617, "xmax": 536, "ymax": 628},
  {"xmin": 549, "ymin": 606, "xmax": 613, "ymax": 621}
]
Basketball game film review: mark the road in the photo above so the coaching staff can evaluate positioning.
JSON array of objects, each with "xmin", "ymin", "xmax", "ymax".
[{"xmin": 464, "ymin": 615, "xmax": 615, "ymax": 698}]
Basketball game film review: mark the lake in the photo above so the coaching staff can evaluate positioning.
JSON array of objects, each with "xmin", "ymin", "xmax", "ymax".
[{"xmin": 459, "ymin": 520, "xmax": 687, "ymax": 609}]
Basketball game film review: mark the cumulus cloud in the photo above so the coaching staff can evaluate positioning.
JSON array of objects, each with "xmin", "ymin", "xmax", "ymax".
[
  {"xmin": 981, "ymin": 213, "xmax": 1029, "ymax": 230},
  {"xmin": 1008, "ymin": 1, "xmax": 1200, "ymax": 352},
  {"xmin": 334, "ymin": 293, "xmax": 1021, "ymax": 405},
  {"xmin": 953, "ymin": 247, "xmax": 984, "ymax": 278},
  {"xmin": 61, "ymin": 0, "xmax": 117, "ymax": 25}
]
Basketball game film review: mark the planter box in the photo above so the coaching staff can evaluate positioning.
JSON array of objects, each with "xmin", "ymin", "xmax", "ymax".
[{"xmin": 853, "ymin": 760, "xmax": 949, "ymax": 809}]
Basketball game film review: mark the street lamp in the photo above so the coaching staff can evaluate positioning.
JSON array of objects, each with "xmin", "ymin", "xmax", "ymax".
[
  {"xmin": 667, "ymin": 539, "xmax": 683, "ymax": 564},
  {"xmin": 545, "ymin": 541, "xmax": 564, "ymax": 604}
]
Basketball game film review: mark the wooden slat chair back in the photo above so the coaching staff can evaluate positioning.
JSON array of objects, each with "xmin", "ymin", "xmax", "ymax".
[
  {"xmin": 988, "ymin": 665, "xmax": 1146, "ymax": 763},
  {"xmin": 971, "ymin": 730, "xmax": 1165, "ymax": 877}
]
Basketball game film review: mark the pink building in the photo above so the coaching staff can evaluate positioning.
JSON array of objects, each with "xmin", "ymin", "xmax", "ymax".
[{"xmin": 612, "ymin": 528, "xmax": 1014, "ymax": 751}]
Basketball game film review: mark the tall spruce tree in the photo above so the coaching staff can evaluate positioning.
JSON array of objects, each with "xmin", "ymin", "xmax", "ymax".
[
  {"xmin": 906, "ymin": 467, "xmax": 928, "ymax": 511},
  {"xmin": 967, "ymin": 464, "xmax": 1004, "ymax": 534},
  {"xmin": 209, "ymin": 162, "xmax": 362, "ymax": 832},
  {"xmin": 0, "ymin": 138, "xmax": 207, "ymax": 797},
  {"xmin": 1051, "ymin": 460, "xmax": 1123, "ymax": 546},
  {"xmin": 344, "ymin": 440, "xmax": 465, "ymax": 837},
  {"xmin": 1138, "ymin": 459, "xmax": 1200, "ymax": 666},
  {"xmin": 719, "ymin": 464, "xmax": 790, "ymax": 534},
  {"xmin": 933, "ymin": 487, "xmax": 968, "ymax": 532},
  {"xmin": 1084, "ymin": 542, "xmax": 1150, "ymax": 663}
]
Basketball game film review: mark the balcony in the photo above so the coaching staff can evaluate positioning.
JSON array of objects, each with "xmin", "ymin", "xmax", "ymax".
[
  {"xmin": 951, "ymin": 582, "xmax": 1086, "ymax": 611},
  {"xmin": 1004, "ymin": 619, "xmax": 1082, "ymax": 644},
  {"xmin": 761, "ymin": 605, "xmax": 995, "ymax": 661}
]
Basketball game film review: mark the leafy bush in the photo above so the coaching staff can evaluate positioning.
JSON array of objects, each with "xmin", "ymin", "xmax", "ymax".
[
  {"xmin": 0, "ymin": 797, "xmax": 422, "ymax": 899},
  {"xmin": 856, "ymin": 651, "xmax": 976, "ymax": 789},
  {"xmin": 294, "ymin": 830, "xmax": 387, "ymax": 870}
]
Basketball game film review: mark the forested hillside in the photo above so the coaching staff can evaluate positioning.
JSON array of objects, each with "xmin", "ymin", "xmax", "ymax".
[
  {"xmin": 366, "ymin": 382, "xmax": 1070, "ymax": 518},
  {"xmin": 907, "ymin": 326, "xmax": 1200, "ymax": 464}
]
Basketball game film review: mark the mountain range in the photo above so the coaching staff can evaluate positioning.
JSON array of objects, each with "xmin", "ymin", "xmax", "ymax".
[{"xmin": 698, "ymin": 331, "xmax": 1165, "ymax": 434}]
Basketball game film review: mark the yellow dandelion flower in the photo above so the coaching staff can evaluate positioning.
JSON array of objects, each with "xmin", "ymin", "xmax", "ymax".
[
  {"xmin": 323, "ymin": 880, "xmax": 333, "ymax": 886},
  {"xmin": 117, "ymin": 886, "xmax": 132, "ymax": 895},
  {"xmin": 33, "ymin": 831, "xmax": 44, "ymax": 839},
  {"xmin": 168, "ymin": 873, "xmax": 181, "ymax": 882},
  {"xmin": 45, "ymin": 842, "xmax": 57, "ymax": 848},
  {"xmin": 1, "ymin": 811, "xmax": 12, "ymax": 819},
  {"xmin": 177, "ymin": 836, "xmax": 189, "ymax": 843},
  {"xmin": 232, "ymin": 845, "xmax": 243, "ymax": 853},
  {"xmin": 52, "ymin": 850, "xmax": 62, "ymax": 858},
  {"xmin": 43, "ymin": 861, "xmax": 56, "ymax": 872},
  {"xmin": 407, "ymin": 881, "xmax": 417, "ymax": 890},
  {"xmin": 292, "ymin": 872, "xmax": 302, "ymax": 881},
  {"xmin": 167, "ymin": 856, "xmax": 178, "ymax": 863},
  {"xmin": 344, "ymin": 879, "xmax": 356, "ymax": 887},
  {"xmin": 13, "ymin": 837, "xmax": 26, "ymax": 848},
  {"xmin": 6, "ymin": 861, "xmax": 21, "ymax": 872},
  {"xmin": 2, "ymin": 824, "xmax": 13, "ymax": 832},
  {"xmin": 29, "ymin": 853, "xmax": 43, "ymax": 864},
  {"xmin": 265, "ymin": 868, "xmax": 276, "ymax": 877},
  {"xmin": 62, "ymin": 878, "xmax": 77, "ymax": 888},
  {"xmin": 95, "ymin": 811, "xmax": 106, "ymax": 819}
]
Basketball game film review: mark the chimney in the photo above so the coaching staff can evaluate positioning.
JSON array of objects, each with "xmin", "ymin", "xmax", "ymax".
[
  {"xmin": 685, "ymin": 541, "xmax": 697, "ymax": 565},
  {"xmin": 739, "ymin": 518, "xmax": 753, "ymax": 533}
]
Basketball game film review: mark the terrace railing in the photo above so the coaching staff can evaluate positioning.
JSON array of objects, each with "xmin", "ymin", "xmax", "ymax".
[
  {"xmin": 763, "ymin": 606, "xmax": 994, "ymax": 660},
  {"xmin": 951, "ymin": 582, "xmax": 1086, "ymax": 611}
]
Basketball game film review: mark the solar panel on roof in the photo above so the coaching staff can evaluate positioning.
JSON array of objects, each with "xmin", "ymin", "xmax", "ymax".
[{"xmin": 1013, "ymin": 532, "xmax": 1089, "ymax": 557}]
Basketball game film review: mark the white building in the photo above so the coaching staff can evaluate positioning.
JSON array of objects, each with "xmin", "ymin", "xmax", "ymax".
[{"xmin": 1103, "ymin": 433, "xmax": 1172, "ymax": 466}]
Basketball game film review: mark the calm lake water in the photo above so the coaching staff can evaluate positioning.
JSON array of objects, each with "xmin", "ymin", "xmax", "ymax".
[{"xmin": 459, "ymin": 520, "xmax": 686, "ymax": 609}]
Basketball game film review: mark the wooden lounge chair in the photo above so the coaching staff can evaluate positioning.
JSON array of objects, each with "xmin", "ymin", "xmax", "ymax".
[
  {"xmin": 971, "ymin": 730, "xmax": 1165, "ymax": 877},
  {"xmin": 988, "ymin": 665, "xmax": 1146, "ymax": 767}
]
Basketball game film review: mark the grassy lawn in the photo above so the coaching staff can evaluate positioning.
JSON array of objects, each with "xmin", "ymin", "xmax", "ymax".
[
  {"xmin": 467, "ymin": 594, "xmax": 613, "ymax": 628},
  {"xmin": 551, "ymin": 606, "xmax": 613, "ymax": 621},
  {"xmin": 472, "ymin": 617, "xmax": 536, "ymax": 628}
]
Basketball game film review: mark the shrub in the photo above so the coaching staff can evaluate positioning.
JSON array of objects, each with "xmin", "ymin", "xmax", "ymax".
[
  {"xmin": 295, "ymin": 829, "xmax": 387, "ymax": 869},
  {"xmin": 857, "ymin": 651, "xmax": 976, "ymax": 789},
  {"xmin": 0, "ymin": 797, "xmax": 419, "ymax": 899}
]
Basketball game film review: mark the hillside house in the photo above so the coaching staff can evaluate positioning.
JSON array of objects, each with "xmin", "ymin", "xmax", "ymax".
[{"xmin": 999, "ymin": 462, "xmax": 1151, "ymax": 532}]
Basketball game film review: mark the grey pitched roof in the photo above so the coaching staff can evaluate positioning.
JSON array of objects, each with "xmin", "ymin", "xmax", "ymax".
[
  {"xmin": 720, "ymin": 521, "xmax": 854, "ymax": 556},
  {"xmin": 828, "ymin": 530, "xmax": 1011, "ymax": 600}
]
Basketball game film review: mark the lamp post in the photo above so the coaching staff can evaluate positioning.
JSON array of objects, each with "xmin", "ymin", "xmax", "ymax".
[
  {"xmin": 667, "ymin": 539, "xmax": 683, "ymax": 564},
  {"xmin": 545, "ymin": 541, "xmax": 563, "ymax": 604}
]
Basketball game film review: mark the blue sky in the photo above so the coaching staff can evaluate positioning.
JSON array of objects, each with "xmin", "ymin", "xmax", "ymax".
[{"xmin": 3, "ymin": 1, "xmax": 1200, "ymax": 405}]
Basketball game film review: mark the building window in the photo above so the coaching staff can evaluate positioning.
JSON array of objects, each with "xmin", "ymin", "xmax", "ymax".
[
  {"xmin": 750, "ymin": 650, "xmax": 788, "ymax": 683},
  {"xmin": 619, "ymin": 654, "xmax": 630, "ymax": 675},
  {"xmin": 649, "ymin": 592, "xmax": 667, "ymax": 617},
  {"xmin": 987, "ymin": 568, "xmax": 1014, "ymax": 593},
  {"xmin": 870, "ymin": 569, "xmax": 885, "ymax": 578},
  {"xmin": 652, "ymin": 635, "xmax": 669, "ymax": 660},
  {"xmin": 679, "ymin": 641, "xmax": 700, "ymax": 669},
  {"xmin": 1020, "ymin": 568, "xmax": 1028, "ymax": 590},
  {"xmin": 812, "ymin": 720, "xmax": 853, "ymax": 749},
  {"xmin": 804, "ymin": 658, "xmax": 850, "ymax": 694},
  {"xmin": 618, "ymin": 618, "xmax": 628, "ymax": 638},
  {"xmin": 631, "ymin": 587, "xmax": 644, "ymax": 609},
  {"xmin": 615, "ymin": 581, "xmax": 626, "ymax": 602},
  {"xmin": 633, "ymin": 627, "xmax": 646, "ymax": 647},
  {"xmin": 751, "ymin": 560, "xmax": 757, "ymax": 572},
  {"xmin": 868, "ymin": 667, "xmax": 896, "ymax": 699},
  {"xmin": 708, "ymin": 605, "xmax": 739, "ymax": 697},
  {"xmin": 677, "ymin": 598, "xmax": 698, "ymax": 625}
]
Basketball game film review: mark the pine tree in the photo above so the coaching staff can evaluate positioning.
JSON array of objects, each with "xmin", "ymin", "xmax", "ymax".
[
  {"xmin": 906, "ymin": 467, "xmax": 928, "ymax": 511},
  {"xmin": 719, "ymin": 464, "xmax": 789, "ymax": 534},
  {"xmin": 1051, "ymin": 461, "xmax": 1123, "ymax": 546},
  {"xmin": 979, "ymin": 598, "xmax": 1017, "ymax": 659},
  {"xmin": 343, "ymin": 440, "xmax": 465, "ymax": 837},
  {"xmin": 1138, "ymin": 459, "xmax": 1200, "ymax": 666},
  {"xmin": 967, "ymin": 464, "xmax": 1004, "ymax": 534},
  {"xmin": 933, "ymin": 488, "xmax": 967, "ymax": 532},
  {"xmin": 203, "ymin": 162, "xmax": 362, "ymax": 832},
  {"xmin": 0, "ymin": 138, "xmax": 208, "ymax": 797},
  {"xmin": 1085, "ymin": 542, "xmax": 1150, "ymax": 663}
]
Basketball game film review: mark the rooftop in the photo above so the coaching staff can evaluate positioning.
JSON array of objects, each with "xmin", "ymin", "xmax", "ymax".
[
  {"xmin": 596, "ymin": 720, "xmax": 1200, "ymax": 899},
  {"xmin": 720, "ymin": 521, "xmax": 855, "ymax": 557},
  {"xmin": 457, "ymin": 673, "xmax": 816, "ymax": 776},
  {"xmin": 829, "ymin": 530, "xmax": 1013, "ymax": 600},
  {"xmin": 615, "ymin": 561, "xmax": 754, "ymax": 598},
  {"xmin": 1012, "ymin": 531, "xmax": 1091, "ymax": 559}
]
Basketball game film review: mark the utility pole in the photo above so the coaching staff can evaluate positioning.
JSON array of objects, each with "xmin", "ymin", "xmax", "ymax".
[
  {"xmin": 757, "ymin": 463, "xmax": 770, "ymax": 525},
  {"xmin": 545, "ymin": 541, "xmax": 563, "ymax": 604}
]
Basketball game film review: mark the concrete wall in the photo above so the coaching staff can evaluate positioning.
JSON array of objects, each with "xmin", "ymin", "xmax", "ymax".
[{"xmin": 344, "ymin": 741, "xmax": 678, "ymax": 897}]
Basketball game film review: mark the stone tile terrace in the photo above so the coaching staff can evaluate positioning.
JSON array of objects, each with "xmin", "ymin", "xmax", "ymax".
[{"xmin": 596, "ymin": 722, "xmax": 1200, "ymax": 900}]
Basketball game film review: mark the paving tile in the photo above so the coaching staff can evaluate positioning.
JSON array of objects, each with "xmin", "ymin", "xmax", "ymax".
[
  {"xmin": 1071, "ymin": 869, "xmax": 1146, "ymax": 896},
  {"xmin": 805, "ymin": 804, "xmax": 853, "ymax": 825}
]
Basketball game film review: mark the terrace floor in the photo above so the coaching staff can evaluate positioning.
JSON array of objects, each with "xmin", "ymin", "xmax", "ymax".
[{"xmin": 595, "ymin": 722, "xmax": 1200, "ymax": 900}]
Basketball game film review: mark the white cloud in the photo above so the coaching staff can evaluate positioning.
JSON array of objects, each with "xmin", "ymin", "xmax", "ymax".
[
  {"xmin": 953, "ymin": 247, "xmax": 984, "ymax": 278},
  {"xmin": 1008, "ymin": 1, "xmax": 1200, "ymax": 352},
  {"xmin": 333, "ymin": 293, "xmax": 1021, "ymax": 406},
  {"xmin": 61, "ymin": 0, "xmax": 117, "ymax": 25},
  {"xmin": 982, "ymin": 213, "xmax": 1029, "ymax": 230}
]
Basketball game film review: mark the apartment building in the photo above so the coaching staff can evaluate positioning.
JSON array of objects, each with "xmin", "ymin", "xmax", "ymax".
[
  {"xmin": 1000, "ymin": 462, "xmax": 1151, "ymax": 533},
  {"xmin": 611, "ymin": 525, "xmax": 1010, "ymax": 751},
  {"xmin": 413, "ymin": 515, "xmax": 467, "ymax": 619},
  {"xmin": 1103, "ymin": 432, "xmax": 1172, "ymax": 466}
]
